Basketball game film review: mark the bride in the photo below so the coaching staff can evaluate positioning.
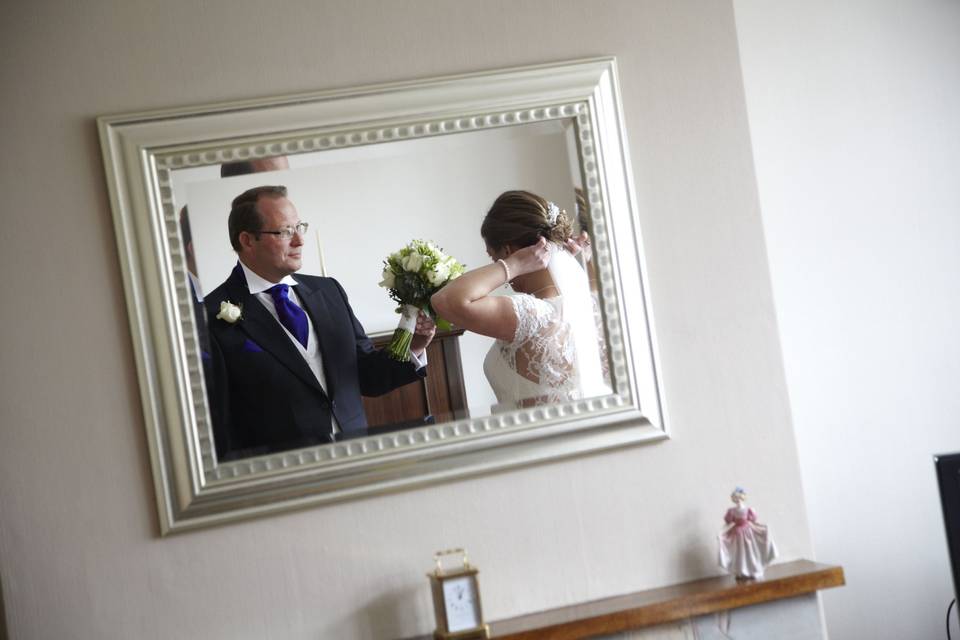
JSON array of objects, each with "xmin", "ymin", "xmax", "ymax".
[{"xmin": 431, "ymin": 190, "xmax": 610, "ymax": 410}]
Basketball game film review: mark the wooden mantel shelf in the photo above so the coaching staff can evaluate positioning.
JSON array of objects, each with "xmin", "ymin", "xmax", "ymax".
[{"xmin": 404, "ymin": 560, "xmax": 844, "ymax": 640}]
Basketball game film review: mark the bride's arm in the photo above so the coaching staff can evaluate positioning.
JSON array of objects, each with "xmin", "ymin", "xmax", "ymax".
[
  {"xmin": 431, "ymin": 265, "xmax": 516, "ymax": 341},
  {"xmin": 431, "ymin": 238, "xmax": 550, "ymax": 341}
]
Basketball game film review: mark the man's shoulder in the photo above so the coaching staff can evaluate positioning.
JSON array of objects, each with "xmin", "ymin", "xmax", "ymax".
[
  {"xmin": 294, "ymin": 272, "xmax": 335, "ymax": 285},
  {"xmin": 293, "ymin": 273, "xmax": 341, "ymax": 294},
  {"xmin": 204, "ymin": 279, "xmax": 236, "ymax": 312}
]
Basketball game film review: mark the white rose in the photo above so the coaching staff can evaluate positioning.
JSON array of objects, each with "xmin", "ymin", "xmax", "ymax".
[
  {"xmin": 402, "ymin": 252, "xmax": 423, "ymax": 272},
  {"xmin": 216, "ymin": 301, "xmax": 242, "ymax": 323},
  {"xmin": 379, "ymin": 268, "xmax": 396, "ymax": 289},
  {"xmin": 427, "ymin": 262, "xmax": 450, "ymax": 286}
]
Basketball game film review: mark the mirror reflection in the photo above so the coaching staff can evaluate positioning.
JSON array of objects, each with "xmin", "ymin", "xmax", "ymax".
[{"xmin": 171, "ymin": 119, "xmax": 611, "ymax": 461}]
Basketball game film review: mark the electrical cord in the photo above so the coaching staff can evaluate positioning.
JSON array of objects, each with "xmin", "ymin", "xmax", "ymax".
[{"xmin": 949, "ymin": 598, "xmax": 956, "ymax": 640}]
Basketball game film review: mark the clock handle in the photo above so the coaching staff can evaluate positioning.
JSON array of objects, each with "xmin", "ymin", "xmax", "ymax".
[{"xmin": 433, "ymin": 547, "xmax": 470, "ymax": 575}]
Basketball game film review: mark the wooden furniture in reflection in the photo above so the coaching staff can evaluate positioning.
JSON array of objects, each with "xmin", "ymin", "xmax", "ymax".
[{"xmin": 362, "ymin": 328, "xmax": 468, "ymax": 428}]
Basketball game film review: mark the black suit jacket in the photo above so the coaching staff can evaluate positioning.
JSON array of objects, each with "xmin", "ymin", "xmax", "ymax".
[{"xmin": 205, "ymin": 264, "xmax": 424, "ymax": 460}]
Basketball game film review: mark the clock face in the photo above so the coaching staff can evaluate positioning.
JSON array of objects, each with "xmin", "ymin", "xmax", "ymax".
[{"xmin": 442, "ymin": 575, "xmax": 480, "ymax": 632}]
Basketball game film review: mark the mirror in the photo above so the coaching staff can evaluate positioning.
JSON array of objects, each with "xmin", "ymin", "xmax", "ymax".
[
  {"xmin": 172, "ymin": 119, "xmax": 594, "ymax": 453},
  {"xmin": 99, "ymin": 57, "xmax": 666, "ymax": 534}
]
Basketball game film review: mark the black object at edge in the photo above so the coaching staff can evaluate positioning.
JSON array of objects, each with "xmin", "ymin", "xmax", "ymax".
[{"xmin": 935, "ymin": 452, "xmax": 960, "ymax": 637}]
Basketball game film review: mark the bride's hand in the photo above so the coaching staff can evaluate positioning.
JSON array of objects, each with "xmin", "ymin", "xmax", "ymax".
[
  {"xmin": 505, "ymin": 237, "xmax": 551, "ymax": 276},
  {"xmin": 564, "ymin": 231, "xmax": 592, "ymax": 262}
]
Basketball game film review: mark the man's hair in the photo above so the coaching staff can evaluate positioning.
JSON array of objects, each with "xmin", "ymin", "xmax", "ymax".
[
  {"xmin": 220, "ymin": 156, "xmax": 289, "ymax": 177},
  {"xmin": 220, "ymin": 161, "xmax": 257, "ymax": 178},
  {"xmin": 228, "ymin": 185, "xmax": 288, "ymax": 252},
  {"xmin": 178, "ymin": 205, "xmax": 192, "ymax": 245}
]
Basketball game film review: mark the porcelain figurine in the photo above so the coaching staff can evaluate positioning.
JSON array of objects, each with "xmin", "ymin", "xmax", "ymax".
[{"xmin": 718, "ymin": 487, "xmax": 778, "ymax": 579}]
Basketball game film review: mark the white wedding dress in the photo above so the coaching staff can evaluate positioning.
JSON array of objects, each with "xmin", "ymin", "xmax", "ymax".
[{"xmin": 482, "ymin": 247, "xmax": 611, "ymax": 411}]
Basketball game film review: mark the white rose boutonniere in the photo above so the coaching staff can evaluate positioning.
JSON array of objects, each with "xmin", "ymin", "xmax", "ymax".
[{"xmin": 216, "ymin": 301, "xmax": 242, "ymax": 324}]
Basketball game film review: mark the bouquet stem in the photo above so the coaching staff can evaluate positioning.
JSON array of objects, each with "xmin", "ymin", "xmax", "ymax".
[{"xmin": 387, "ymin": 304, "xmax": 419, "ymax": 361}]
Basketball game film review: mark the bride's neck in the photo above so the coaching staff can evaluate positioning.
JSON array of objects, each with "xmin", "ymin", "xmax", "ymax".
[{"xmin": 513, "ymin": 269, "xmax": 557, "ymax": 298}]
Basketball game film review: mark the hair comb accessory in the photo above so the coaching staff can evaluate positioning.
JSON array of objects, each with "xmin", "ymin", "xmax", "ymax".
[{"xmin": 546, "ymin": 201, "xmax": 560, "ymax": 225}]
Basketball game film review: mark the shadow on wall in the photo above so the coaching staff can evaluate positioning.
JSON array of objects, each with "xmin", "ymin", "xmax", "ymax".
[
  {"xmin": 356, "ymin": 583, "xmax": 426, "ymax": 639},
  {"xmin": 673, "ymin": 507, "xmax": 720, "ymax": 580}
]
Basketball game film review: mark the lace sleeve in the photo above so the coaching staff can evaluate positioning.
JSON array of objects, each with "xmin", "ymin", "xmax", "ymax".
[
  {"xmin": 508, "ymin": 294, "xmax": 554, "ymax": 344},
  {"xmin": 500, "ymin": 294, "xmax": 574, "ymax": 398}
]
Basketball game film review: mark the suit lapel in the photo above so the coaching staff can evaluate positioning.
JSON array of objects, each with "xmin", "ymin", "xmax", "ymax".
[{"xmin": 226, "ymin": 267, "xmax": 327, "ymax": 394}]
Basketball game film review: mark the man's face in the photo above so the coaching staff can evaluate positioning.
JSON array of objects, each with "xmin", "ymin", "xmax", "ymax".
[{"xmin": 239, "ymin": 195, "xmax": 304, "ymax": 283}]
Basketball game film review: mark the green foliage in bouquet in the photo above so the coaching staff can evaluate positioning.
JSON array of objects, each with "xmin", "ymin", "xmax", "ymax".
[{"xmin": 379, "ymin": 239, "xmax": 465, "ymax": 360}]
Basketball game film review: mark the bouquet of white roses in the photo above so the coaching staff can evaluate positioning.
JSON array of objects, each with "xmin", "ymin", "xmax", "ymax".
[{"xmin": 379, "ymin": 239, "xmax": 465, "ymax": 361}]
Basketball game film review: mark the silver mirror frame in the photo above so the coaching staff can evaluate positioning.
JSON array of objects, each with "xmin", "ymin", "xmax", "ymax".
[{"xmin": 98, "ymin": 57, "xmax": 667, "ymax": 535}]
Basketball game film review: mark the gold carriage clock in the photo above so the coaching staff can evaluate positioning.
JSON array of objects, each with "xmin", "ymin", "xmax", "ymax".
[{"xmin": 428, "ymin": 548, "xmax": 490, "ymax": 639}]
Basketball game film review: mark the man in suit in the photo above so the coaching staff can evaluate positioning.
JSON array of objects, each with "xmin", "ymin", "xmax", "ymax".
[
  {"xmin": 205, "ymin": 185, "xmax": 434, "ymax": 460},
  {"xmin": 178, "ymin": 206, "xmax": 209, "ymax": 349}
]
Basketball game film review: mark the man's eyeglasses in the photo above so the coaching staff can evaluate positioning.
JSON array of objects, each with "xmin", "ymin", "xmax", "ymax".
[{"xmin": 258, "ymin": 222, "xmax": 309, "ymax": 240}]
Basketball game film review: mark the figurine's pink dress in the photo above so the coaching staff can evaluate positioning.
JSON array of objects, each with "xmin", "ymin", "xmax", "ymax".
[{"xmin": 718, "ymin": 506, "xmax": 778, "ymax": 578}]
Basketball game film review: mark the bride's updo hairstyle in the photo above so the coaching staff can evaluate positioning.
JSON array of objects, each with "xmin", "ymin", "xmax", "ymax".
[{"xmin": 481, "ymin": 190, "xmax": 574, "ymax": 252}]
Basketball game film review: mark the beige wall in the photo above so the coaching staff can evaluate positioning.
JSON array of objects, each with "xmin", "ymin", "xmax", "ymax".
[
  {"xmin": 735, "ymin": 1, "xmax": 960, "ymax": 638},
  {"xmin": 0, "ymin": 2, "xmax": 811, "ymax": 638}
]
